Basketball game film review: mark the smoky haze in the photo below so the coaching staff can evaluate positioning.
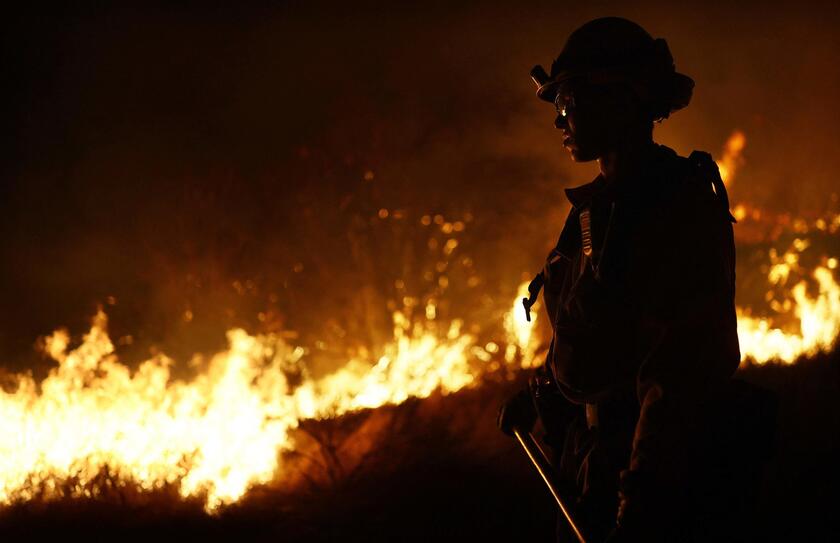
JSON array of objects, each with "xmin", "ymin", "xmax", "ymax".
[{"xmin": 3, "ymin": 1, "xmax": 838, "ymax": 371}]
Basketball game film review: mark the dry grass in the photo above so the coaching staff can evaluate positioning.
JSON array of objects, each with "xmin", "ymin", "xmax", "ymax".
[{"xmin": 0, "ymin": 352, "xmax": 838, "ymax": 542}]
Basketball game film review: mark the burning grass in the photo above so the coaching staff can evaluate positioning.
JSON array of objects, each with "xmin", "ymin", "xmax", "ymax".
[
  {"xmin": 0, "ymin": 131, "xmax": 838, "ymax": 539},
  {"xmin": 0, "ymin": 354, "xmax": 838, "ymax": 542}
]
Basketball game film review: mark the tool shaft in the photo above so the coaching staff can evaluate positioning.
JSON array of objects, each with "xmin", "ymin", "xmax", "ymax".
[{"xmin": 513, "ymin": 429, "xmax": 587, "ymax": 543}]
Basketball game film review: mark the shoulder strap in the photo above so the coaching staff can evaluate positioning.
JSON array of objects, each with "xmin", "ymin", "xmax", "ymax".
[
  {"xmin": 689, "ymin": 150, "xmax": 737, "ymax": 223},
  {"xmin": 522, "ymin": 207, "xmax": 581, "ymax": 321}
]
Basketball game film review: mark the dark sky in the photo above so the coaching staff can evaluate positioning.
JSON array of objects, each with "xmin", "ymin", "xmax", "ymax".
[{"xmin": 3, "ymin": 1, "xmax": 839, "ymax": 368}]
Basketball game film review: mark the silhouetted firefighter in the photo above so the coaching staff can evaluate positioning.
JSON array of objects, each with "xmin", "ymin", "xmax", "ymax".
[{"xmin": 498, "ymin": 17, "xmax": 777, "ymax": 542}]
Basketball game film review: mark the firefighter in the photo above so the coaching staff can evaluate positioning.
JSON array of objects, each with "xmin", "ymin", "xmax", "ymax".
[{"xmin": 498, "ymin": 17, "xmax": 774, "ymax": 542}]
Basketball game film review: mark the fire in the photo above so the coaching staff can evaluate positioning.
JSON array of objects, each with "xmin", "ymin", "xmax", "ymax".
[
  {"xmin": 711, "ymin": 130, "xmax": 840, "ymax": 362},
  {"xmin": 716, "ymin": 129, "xmax": 746, "ymax": 185},
  {"xmin": 504, "ymin": 280, "xmax": 542, "ymax": 368},
  {"xmin": 0, "ymin": 305, "xmax": 489, "ymax": 511},
  {"xmin": 0, "ymin": 130, "xmax": 837, "ymax": 512},
  {"xmin": 1, "ymin": 314, "xmax": 299, "ymax": 510},
  {"xmin": 737, "ymin": 252, "xmax": 840, "ymax": 365},
  {"xmin": 296, "ymin": 310, "xmax": 476, "ymax": 414}
]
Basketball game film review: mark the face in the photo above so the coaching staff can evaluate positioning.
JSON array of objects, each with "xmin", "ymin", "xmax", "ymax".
[{"xmin": 553, "ymin": 81, "xmax": 641, "ymax": 162}]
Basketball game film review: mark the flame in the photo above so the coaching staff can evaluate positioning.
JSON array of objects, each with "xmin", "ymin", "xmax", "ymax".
[
  {"xmin": 0, "ymin": 305, "xmax": 486, "ymax": 511},
  {"xmin": 716, "ymin": 129, "xmax": 746, "ymax": 185},
  {"xmin": 709, "ymin": 130, "xmax": 840, "ymax": 362},
  {"xmin": 737, "ymin": 252, "xmax": 840, "ymax": 365},
  {"xmin": 1, "ymin": 315, "xmax": 298, "ymax": 510},
  {"xmin": 0, "ymin": 129, "xmax": 838, "ymax": 513},
  {"xmin": 1, "ymin": 242, "xmax": 837, "ymax": 511},
  {"xmin": 504, "ymin": 281, "xmax": 541, "ymax": 368},
  {"xmin": 297, "ymin": 311, "xmax": 476, "ymax": 414}
]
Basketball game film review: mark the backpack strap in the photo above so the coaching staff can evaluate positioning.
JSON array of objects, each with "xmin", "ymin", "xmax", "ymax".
[
  {"xmin": 522, "ymin": 272, "xmax": 544, "ymax": 322},
  {"xmin": 689, "ymin": 150, "xmax": 737, "ymax": 223}
]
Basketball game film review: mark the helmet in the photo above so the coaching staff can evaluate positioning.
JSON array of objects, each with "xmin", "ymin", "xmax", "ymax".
[{"xmin": 531, "ymin": 17, "xmax": 695, "ymax": 120}]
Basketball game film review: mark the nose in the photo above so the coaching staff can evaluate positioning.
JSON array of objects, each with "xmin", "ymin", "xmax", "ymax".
[{"xmin": 554, "ymin": 113, "xmax": 569, "ymax": 130}]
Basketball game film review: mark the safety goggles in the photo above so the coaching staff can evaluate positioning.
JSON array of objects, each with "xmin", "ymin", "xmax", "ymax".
[
  {"xmin": 552, "ymin": 80, "xmax": 619, "ymax": 117},
  {"xmin": 553, "ymin": 83, "xmax": 580, "ymax": 118}
]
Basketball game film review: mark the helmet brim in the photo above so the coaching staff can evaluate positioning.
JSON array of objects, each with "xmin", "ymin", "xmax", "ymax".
[{"xmin": 534, "ymin": 71, "xmax": 582, "ymax": 103}]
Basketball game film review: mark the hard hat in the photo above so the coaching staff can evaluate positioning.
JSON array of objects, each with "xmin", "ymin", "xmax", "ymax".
[{"xmin": 531, "ymin": 17, "xmax": 694, "ymax": 119}]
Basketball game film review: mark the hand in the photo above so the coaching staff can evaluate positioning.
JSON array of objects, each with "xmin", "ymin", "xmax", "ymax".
[
  {"xmin": 529, "ymin": 366, "xmax": 575, "ymax": 445},
  {"xmin": 497, "ymin": 386, "xmax": 537, "ymax": 436}
]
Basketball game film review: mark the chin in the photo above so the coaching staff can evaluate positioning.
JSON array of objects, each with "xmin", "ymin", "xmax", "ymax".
[{"xmin": 568, "ymin": 148, "xmax": 599, "ymax": 163}]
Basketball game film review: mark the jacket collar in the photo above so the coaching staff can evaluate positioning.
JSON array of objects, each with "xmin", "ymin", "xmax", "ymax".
[
  {"xmin": 563, "ymin": 145, "xmax": 680, "ymax": 208},
  {"xmin": 564, "ymin": 175, "xmax": 605, "ymax": 209}
]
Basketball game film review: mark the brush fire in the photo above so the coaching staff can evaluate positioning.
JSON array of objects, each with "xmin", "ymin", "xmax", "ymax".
[{"xmin": 0, "ymin": 131, "xmax": 838, "ymax": 516}]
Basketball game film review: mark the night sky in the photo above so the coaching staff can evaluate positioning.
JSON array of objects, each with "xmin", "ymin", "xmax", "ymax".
[{"xmin": 4, "ymin": 1, "xmax": 839, "ymax": 370}]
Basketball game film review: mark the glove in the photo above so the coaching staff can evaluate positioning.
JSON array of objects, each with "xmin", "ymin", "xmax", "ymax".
[
  {"xmin": 497, "ymin": 386, "xmax": 537, "ymax": 436},
  {"xmin": 529, "ymin": 365, "xmax": 576, "ymax": 447}
]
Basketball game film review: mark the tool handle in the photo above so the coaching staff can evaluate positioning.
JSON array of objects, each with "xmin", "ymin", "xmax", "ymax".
[{"xmin": 513, "ymin": 429, "xmax": 587, "ymax": 543}]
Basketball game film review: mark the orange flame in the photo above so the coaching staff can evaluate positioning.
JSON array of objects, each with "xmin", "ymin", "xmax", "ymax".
[
  {"xmin": 0, "ymin": 130, "xmax": 837, "ymax": 512},
  {"xmin": 716, "ymin": 129, "xmax": 746, "ymax": 186},
  {"xmin": 737, "ymin": 249, "xmax": 840, "ymax": 365},
  {"xmin": 0, "ymin": 306, "xmax": 486, "ymax": 511},
  {"xmin": 503, "ymin": 281, "xmax": 542, "ymax": 368},
  {"xmin": 0, "ymin": 268, "xmax": 547, "ymax": 510}
]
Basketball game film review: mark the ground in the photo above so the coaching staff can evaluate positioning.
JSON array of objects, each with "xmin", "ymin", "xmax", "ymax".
[{"xmin": 1, "ymin": 351, "xmax": 838, "ymax": 542}]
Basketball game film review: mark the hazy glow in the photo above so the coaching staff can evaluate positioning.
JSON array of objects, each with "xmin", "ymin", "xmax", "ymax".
[{"xmin": 0, "ymin": 131, "xmax": 837, "ymax": 511}]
